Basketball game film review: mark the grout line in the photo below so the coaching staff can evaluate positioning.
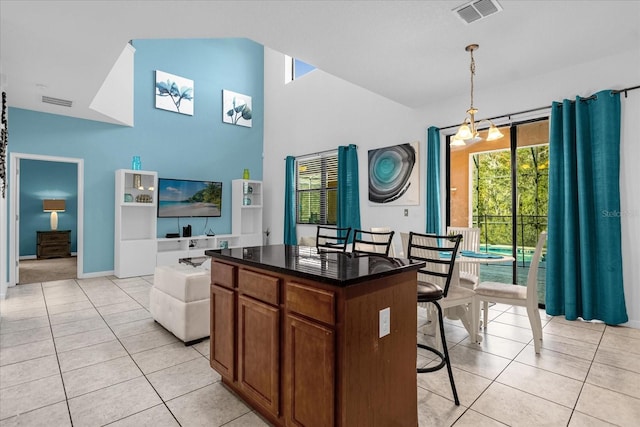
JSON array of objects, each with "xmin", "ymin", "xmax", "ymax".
[
  {"xmin": 51, "ymin": 276, "xmax": 166, "ymax": 425},
  {"xmin": 3, "ymin": 275, "xmax": 637, "ymax": 427},
  {"xmin": 40, "ymin": 281, "xmax": 75, "ymax": 426},
  {"xmin": 37, "ymin": 276, "xmax": 149, "ymax": 424},
  {"xmin": 72, "ymin": 275, "xmax": 185, "ymax": 426}
]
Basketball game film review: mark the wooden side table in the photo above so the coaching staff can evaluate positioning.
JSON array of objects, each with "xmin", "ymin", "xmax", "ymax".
[{"xmin": 36, "ymin": 230, "xmax": 71, "ymax": 259}]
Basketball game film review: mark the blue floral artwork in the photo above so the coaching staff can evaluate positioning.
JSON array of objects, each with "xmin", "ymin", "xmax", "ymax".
[
  {"xmin": 222, "ymin": 90, "xmax": 252, "ymax": 127},
  {"xmin": 155, "ymin": 70, "xmax": 194, "ymax": 115}
]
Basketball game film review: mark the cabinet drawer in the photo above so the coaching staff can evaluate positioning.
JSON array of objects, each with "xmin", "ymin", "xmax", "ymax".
[
  {"xmin": 38, "ymin": 233, "xmax": 69, "ymax": 244},
  {"xmin": 211, "ymin": 261, "xmax": 236, "ymax": 289},
  {"xmin": 238, "ymin": 269, "xmax": 279, "ymax": 306},
  {"xmin": 37, "ymin": 231, "xmax": 70, "ymax": 243},
  {"xmin": 286, "ymin": 282, "xmax": 335, "ymax": 325},
  {"xmin": 38, "ymin": 245, "xmax": 70, "ymax": 258}
]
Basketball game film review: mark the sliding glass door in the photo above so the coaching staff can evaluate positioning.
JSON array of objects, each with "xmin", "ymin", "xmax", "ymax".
[{"xmin": 447, "ymin": 119, "xmax": 549, "ymax": 306}]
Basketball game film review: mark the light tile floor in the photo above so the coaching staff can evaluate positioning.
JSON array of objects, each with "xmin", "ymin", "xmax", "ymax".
[{"xmin": 1, "ymin": 275, "xmax": 639, "ymax": 426}]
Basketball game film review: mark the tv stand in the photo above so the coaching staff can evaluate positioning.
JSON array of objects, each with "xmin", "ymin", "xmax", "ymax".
[{"xmin": 156, "ymin": 234, "xmax": 240, "ymax": 266}]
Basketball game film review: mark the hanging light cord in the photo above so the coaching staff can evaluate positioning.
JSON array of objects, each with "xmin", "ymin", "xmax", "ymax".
[{"xmin": 469, "ymin": 48, "xmax": 475, "ymax": 112}]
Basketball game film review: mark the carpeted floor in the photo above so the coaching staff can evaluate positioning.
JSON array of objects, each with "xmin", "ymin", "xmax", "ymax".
[{"xmin": 18, "ymin": 257, "xmax": 77, "ymax": 284}]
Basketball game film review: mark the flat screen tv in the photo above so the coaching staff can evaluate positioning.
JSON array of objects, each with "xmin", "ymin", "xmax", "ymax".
[{"xmin": 157, "ymin": 178, "xmax": 222, "ymax": 218}]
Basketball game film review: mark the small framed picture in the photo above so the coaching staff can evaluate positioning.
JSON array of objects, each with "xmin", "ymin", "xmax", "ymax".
[
  {"xmin": 222, "ymin": 90, "xmax": 252, "ymax": 127},
  {"xmin": 155, "ymin": 70, "xmax": 194, "ymax": 115}
]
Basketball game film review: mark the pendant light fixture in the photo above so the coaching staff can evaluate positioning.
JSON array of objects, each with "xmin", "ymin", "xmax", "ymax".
[{"xmin": 452, "ymin": 44, "xmax": 503, "ymax": 146}]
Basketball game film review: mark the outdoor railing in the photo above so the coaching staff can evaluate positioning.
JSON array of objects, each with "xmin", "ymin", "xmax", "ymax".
[{"xmin": 472, "ymin": 214, "xmax": 547, "ymax": 267}]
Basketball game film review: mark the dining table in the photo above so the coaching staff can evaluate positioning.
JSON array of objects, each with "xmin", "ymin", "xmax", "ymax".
[{"xmin": 442, "ymin": 251, "xmax": 515, "ymax": 343}]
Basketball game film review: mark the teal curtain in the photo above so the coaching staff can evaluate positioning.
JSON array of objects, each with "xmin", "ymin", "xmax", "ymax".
[
  {"xmin": 284, "ymin": 156, "xmax": 297, "ymax": 245},
  {"xmin": 337, "ymin": 144, "xmax": 361, "ymax": 241},
  {"xmin": 546, "ymin": 89, "xmax": 627, "ymax": 325},
  {"xmin": 426, "ymin": 126, "xmax": 441, "ymax": 234}
]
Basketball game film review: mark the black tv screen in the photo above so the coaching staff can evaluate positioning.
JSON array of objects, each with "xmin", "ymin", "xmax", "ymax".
[{"xmin": 157, "ymin": 178, "xmax": 222, "ymax": 218}]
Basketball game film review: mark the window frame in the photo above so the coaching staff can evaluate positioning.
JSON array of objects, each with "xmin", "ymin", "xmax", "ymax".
[
  {"xmin": 284, "ymin": 55, "xmax": 316, "ymax": 84},
  {"xmin": 295, "ymin": 151, "xmax": 338, "ymax": 225}
]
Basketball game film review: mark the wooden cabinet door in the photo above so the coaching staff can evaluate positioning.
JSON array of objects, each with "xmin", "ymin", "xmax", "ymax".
[
  {"xmin": 285, "ymin": 314, "xmax": 335, "ymax": 427},
  {"xmin": 238, "ymin": 295, "xmax": 280, "ymax": 417},
  {"xmin": 210, "ymin": 285, "xmax": 235, "ymax": 379}
]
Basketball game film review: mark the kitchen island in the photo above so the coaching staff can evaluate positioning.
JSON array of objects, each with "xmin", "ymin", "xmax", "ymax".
[{"xmin": 205, "ymin": 244, "xmax": 422, "ymax": 427}]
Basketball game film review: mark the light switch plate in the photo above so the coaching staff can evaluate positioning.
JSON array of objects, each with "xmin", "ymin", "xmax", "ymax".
[{"xmin": 379, "ymin": 307, "xmax": 390, "ymax": 338}]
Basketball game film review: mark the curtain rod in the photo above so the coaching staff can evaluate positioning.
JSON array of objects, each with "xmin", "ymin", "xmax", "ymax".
[
  {"xmin": 439, "ymin": 84, "xmax": 640, "ymax": 132},
  {"xmin": 285, "ymin": 145, "xmax": 358, "ymax": 160}
]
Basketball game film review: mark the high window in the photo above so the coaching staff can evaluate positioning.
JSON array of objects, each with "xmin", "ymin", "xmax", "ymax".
[
  {"xmin": 296, "ymin": 152, "xmax": 338, "ymax": 224},
  {"xmin": 284, "ymin": 55, "xmax": 316, "ymax": 84}
]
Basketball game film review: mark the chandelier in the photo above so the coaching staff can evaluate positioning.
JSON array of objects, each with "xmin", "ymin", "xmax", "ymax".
[{"xmin": 452, "ymin": 44, "xmax": 503, "ymax": 146}]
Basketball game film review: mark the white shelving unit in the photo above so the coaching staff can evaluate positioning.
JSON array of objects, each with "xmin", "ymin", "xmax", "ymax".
[
  {"xmin": 156, "ymin": 234, "xmax": 240, "ymax": 266},
  {"xmin": 114, "ymin": 169, "xmax": 158, "ymax": 278},
  {"xmin": 232, "ymin": 179, "xmax": 263, "ymax": 247}
]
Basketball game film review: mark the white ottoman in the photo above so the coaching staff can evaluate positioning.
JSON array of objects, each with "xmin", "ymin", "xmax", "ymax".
[{"xmin": 150, "ymin": 262, "xmax": 210, "ymax": 345}]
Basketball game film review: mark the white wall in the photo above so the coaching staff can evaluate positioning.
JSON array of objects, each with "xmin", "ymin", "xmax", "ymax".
[
  {"xmin": 619, "ymin": 90, "xmax": 640, "ymax": 329},
  {"xmin": 264, "ymin": 47, "xmax": 639, "ymax": 328},
  {"xmin": 263, "ymin": 47, "xmax": 426, "ymax": 255}
]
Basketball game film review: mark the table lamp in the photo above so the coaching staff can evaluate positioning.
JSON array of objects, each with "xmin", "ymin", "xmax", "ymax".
[{"xmin": 43, "ymin": 199, "xmax": 66, "ymax": 230}]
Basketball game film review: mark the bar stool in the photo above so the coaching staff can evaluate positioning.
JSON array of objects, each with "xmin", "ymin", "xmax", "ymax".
[
  {"xmin": 407, "ymin": 232, "xmax": 463, "ymax": 406},
  {"xmin": 316, "ymin": 225, "xmax": 351, "ymax": 252},
  {"xmin": 352, "ymin": 229, "xmax": 395, "ymax": 255}
]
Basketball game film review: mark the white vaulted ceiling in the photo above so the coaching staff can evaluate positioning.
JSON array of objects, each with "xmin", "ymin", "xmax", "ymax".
[{"xmin": 1, "ymin": 0, "xmax": 639, "ymax": 125}]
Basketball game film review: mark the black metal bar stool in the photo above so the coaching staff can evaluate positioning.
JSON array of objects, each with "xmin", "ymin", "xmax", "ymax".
[{"xmin": 407, "ymin": 232, "xmax": 462, "ymax": 406}]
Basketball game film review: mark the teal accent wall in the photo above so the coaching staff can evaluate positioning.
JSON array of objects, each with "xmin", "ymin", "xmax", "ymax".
[
  {"xmin": 7, "ymin": 38, "xmax": 264, "ymax": 274},
  {"xmin": 20, "ymin": 160, "xmax": 78, "ymax": 256}
]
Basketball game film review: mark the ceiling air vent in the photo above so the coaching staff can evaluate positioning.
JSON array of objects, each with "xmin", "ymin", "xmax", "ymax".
[
  {"xmin": 453, "ymin": 0, "xmax": 502, "ymax": 24},
  {"xmin": 42, "ymin": 96, "xmax": 73, "ymax": 108}
]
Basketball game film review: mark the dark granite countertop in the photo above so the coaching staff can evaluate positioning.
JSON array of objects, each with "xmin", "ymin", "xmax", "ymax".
[{"xmin": 205, "ymin": 244, "xmax": 423, "ymax": 287}]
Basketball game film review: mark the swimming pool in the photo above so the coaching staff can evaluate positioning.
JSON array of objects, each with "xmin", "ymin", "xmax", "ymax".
[{"xmin": 479, "ymin": 244, "xmax": 546, "ymax": 263}]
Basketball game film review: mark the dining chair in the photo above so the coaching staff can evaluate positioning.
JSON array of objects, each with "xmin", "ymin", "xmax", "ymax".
[
  {"xmin": 298, "ymin": 235, "xmax": 317, "ymax": 247},
  {"xmin": 315, "ymin": 225, "xmax": 351, "ymax": 252},
  {"xmin": 473, "ymin": 231, "xmax": 547, "ymax": 353},
  {"xmin": 352, "ymin": 229, "xmax": 395, "ymax": 256},
  {"xmin": 400, "ymin": 232, "xmax": 410, "ymax": 258},
  {"xmin": 446, "ymin": 226, "xmax": 481, "ymax": 289},
  {"xmin": 407, "ymin": 232, "xmax": 469, "ymax": 406},
  {"xmin": 370, "ymin": 226, "xmax": 397, "ymax": 257}
]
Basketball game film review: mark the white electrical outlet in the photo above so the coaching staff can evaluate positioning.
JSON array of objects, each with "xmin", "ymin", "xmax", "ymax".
[{"xmin": 379, "ymin": 307, "xmax": 390, "ymax": 338}]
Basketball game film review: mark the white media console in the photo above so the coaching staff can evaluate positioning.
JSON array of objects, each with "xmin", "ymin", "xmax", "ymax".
[
  {"xmin": 156, "ymin": 234, "xmax": 241, "ymax": 266},
  {"xmin": 156, "ymin": 179, "xmax": 263, "ymax": 266},
  {"xmin": 115, "ymin": 171, "xmax": 263, "ymax": 277}
]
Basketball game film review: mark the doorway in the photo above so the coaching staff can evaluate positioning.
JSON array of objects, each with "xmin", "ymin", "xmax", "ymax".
[
  {"xmin": 9, "ymin": 153, "xmax": 84, "ymax": 286},
  {"xmin": 447, "ymin": 119, "xmax": 549, "ymax": 305}
]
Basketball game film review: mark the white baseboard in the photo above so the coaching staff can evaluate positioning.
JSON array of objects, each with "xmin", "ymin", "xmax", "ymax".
[
  {"xmin": 0, "ymin": 281, "xmax": 8, "ymax": 299},
  {"xmin": 622, "ymin": 319, "xmax": 640, "ymax": 330},
  {"xmin": 19, "ymin": 253, "xmax": 77, "ymax": 261},
  {"xmin": 78, "ymin": 270, "xmax": 114, "ymax": 279}
]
